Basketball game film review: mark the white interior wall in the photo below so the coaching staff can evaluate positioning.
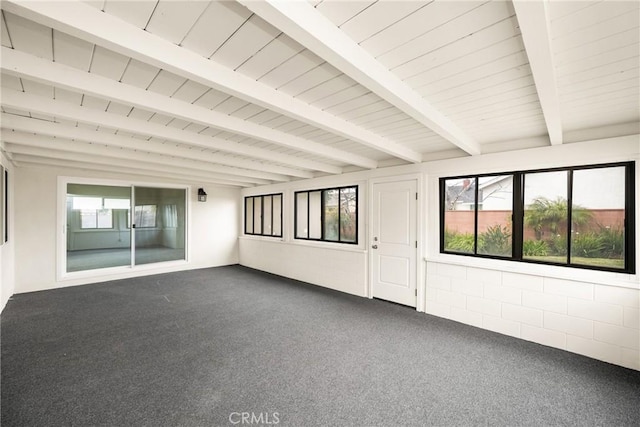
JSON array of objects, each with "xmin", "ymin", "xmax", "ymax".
[
  {"xmin": 13, "ymin": 165, "xmax": 240, "ymax": 294},
  {"xmin": 0, "ymin": 153, "xmax": 15, "ymax": 313},
  {"xmin": 240, "ymin": 136, "xmax": 640, "ymax": 370}
]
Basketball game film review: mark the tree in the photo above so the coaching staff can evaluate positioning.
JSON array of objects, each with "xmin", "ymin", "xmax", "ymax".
[{"xmin": 524, "ymin": 197, "xmax": 592, "ymax": 240}]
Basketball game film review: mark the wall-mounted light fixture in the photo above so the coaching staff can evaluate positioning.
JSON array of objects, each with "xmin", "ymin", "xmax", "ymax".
[{"xmin": 197, "ymin": 188, "xmax": 207, "ymax": 202}]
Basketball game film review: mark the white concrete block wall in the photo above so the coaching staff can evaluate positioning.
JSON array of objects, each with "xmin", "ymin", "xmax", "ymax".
[{"xmin": 425, "ymin": 261, "xmax": 640, "ymax": 370}]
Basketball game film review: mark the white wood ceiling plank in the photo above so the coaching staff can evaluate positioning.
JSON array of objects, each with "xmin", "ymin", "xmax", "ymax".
[
  {"xmin": 235, "ymin": 34, "xmax": 304, "ymax": 80},
  {"xmin": 453, "ymin": 101, "xmax": 543, "ymax": 124},
  {"xmin": 258, "ymin": 49, "xmax": 323, "ymax": 88},
  {"xmin": 557, "ymin": 43, "xmax": 640, "ymax": 76},
  {"xmin": 551, "ymin": 1, "xmax": 638, "ymax": 39},
  {"xmin": 360, "ymin": 1, "xmax": 479, "ymax": 58},
  {"xmin": 171, "ymin": 80, "xmax": 210, "ymax": 104},
  {"xmin": 284, "ymin": 124, "xmax": 320, "ymax": 138},
  {"xmin": 341, "ymin": 100, "xmax": 392, "ymax": 122},
  {"xmin": 392, "ymin": 17, "xmax": 521, "ymax": 81},
  {"xmin": 556, "ymin": 57, "xmax": 638, "ymax": 87},
  {"xmin": 244, "ymin": 109, "xmax": 281, "ymax": 125},
  {"xmin": 145, "ymin": 0, "xmax": 209, "ymax": 45},
  {"xmin": 369, "ymin": 117, "xmax": 418, "ymax": 134},
  {"xmin": 128, "ymin": 107, "xmax": 155, "ymax": 122},
  {"xmin": 180, "ymin": 0, "xmax": 252, "ymax": 58},
  {"xmin": 260, "ymin": 114, "xmax": 295, "ymax": 129},
  {"xmin": 429, "ymin": 67, "xmax": 533, "ymax": 103},
  {"xmin": 380, "ymin": 126, "xmax": 428, "ymax": 143},
  {"xmin": 81, "ymin": 94, "xmax": 109, "ymax": 111},
  {"xmin": 406, "ymin": 40, "xmax": 526, "ymax": 88},
  {"xmin": 273, "ymin": 119, "xmax": 308, "ymax": 134},
  {"xmin": 229, "ymin": 104, "xmax": 265, "ymax": 121},
  {"xmin": 548, "ymin": 1, "xmax": 594, "ymax": 22},
  {"xmin": 213, "ymin": 97, "xmax": 250, "ymax": 115},
  {"xmin": 21, "ymin": 79, "xmax": 54, "ymax": 98},
  {"xmin": 563, "ymin": 103, "xmax": 638, "ymax": 127},
  {"xmin": 339, "ymin": 1, "xmax": 425, "ymax": 44},
  {"xmin": 553, "ymin": 13, "xmax": 639, "ymax": 54},
  {"xmin": 323, "ymin": 92, "xmax": 381, "ymax": 116},
  {"xmin": 119, "ymin": 58, "xmax": 159, "ymax": 89},
  {"xmin": 383, "ymin": 125, "xmax": 436, "ymax": 140},
  {"xmin": 310, "ymin": 84, "xmax": 369, "ymax": 110},
  {"xmin": 350, "ymin": 107, "xmax": 403, "ymax": 127},
  {"xmin": 192, "ymin": 89, "xmax": 229, "ymax": 110},
  {"xmin": 563, "ymin": 88, "xmax": 639, "ymax": 111},
  {"xmin": 183, "ymin": 123, "xmax": 207, "ymax": 134},
  {"xmin": 278, "ymin": 62, "xmax": 341, "ymax": 97},
  {"xmin": 444, "ymin": 86, "xmax": 539, "ymax": 116},
  {"xmin": 313, "ymin": 1, "xmax": 374, "ymax": 27},
  {"xmin": 3, "ymin": 11, "xmax": 52, "ymax": 60},
  {"xmin": 103, "ymin": 0, "xmax": 157, "ymax": 29},
  {"xmin": 88, "ymin": 45, "xmax": 129, "ymax": 80},
  {"xmin": 147, "ymin": 69, "xmax": 186, "ymax": 96},
  {"xmin": 1, "ymin": 73, "xmax": 22, "ymax": 90},
  {"xmin": 105, "ymin": 101, "xmax": 133, "ymax": 116},
  {"xmin": 554, "ymin": 29, "xmax": 638, "ymax": 68},
  {"xmin": 2, "ymin": 11, "xmax": 13, "ymax": 48},
  {"xmin": 166, "ymin": 118, "xmax": 191, "ymax": 130},
  {"xmin": 294, "ymin": 127, "xmax": 331, "ymax": 140},
  {"xmin": 378, "ymin": 1, "xmax": 513, "ymax": 70},
  {"xmin": 52, "ymin": 30, "xmax": 93, "ymax": 71},
  {"xmin": 210, "ymin": 14, "xmax": 281, "ymax": 70},
  {"xmin": 294, "ymin": 74, "xmax": 354, "ymax": 104},
  {"xmin": 419, "ymin": 51, "xmax": 530, "ymax": 94},
  {"xmin": 147, "ymin": 112, "xmax": 173, "ymax": 126},
  {"xmin": 561, "ymin": 75, "xmax": 639, "ymax": 101}
]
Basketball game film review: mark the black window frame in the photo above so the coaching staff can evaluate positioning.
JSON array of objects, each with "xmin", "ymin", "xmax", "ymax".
[
  {"xmin": 439, "ymin": 161, "xmax": 635, "ymax": 274},
  {"xmin": 294, "ymin": 185, "xmax": 358, "ymax": 245},
  {"xmin": 244, "ymin": 193, "xmax": 283, "ymax": 238}
]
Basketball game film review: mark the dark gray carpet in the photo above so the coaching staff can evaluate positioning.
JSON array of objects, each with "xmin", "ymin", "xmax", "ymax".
[{"xmin": 2, "ymin": 265, "xmax": 639, "ymax": 427}]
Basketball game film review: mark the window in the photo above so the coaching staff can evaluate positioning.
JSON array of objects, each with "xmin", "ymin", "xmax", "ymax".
[
  {"xmin": 295, "ymin": 185, "xmax": 357, "ymax": 244},
  {"xmin": 245, "ymin": 194, "xmax": 282, "ymax": 237},
  {"xmin": 134, "ymin": 205, "xmax": 157, "ymax": 228},
  {"xmin": 71, "ymin": 196, "xmax": 114, "ymax": 229},
  {"xmin": 440, "ymin": 162, "xmax": 635, "ymax": 273}
]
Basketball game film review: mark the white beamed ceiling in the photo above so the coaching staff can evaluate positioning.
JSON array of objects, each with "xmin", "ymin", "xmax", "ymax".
[{"xmin": 0, "ymin": 0, "xmax": 638, "ymax": 187}]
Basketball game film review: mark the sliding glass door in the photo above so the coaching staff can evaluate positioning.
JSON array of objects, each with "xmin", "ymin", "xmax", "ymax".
[
  {"xmin": 133, "ymin": 187, "xmax": 186, "ymax": 266},
  {"xmin": 66, "ymin": 184, "xmax": 132, "ymax": 272},
  {"xmin": 65, "ymin": 183, "xmax": 186, "ymax": 273}
]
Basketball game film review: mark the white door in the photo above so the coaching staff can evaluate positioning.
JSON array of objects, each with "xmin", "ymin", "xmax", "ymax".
[{"xmin": 371, "ymin": 180, "xmax": 417, "ymax": 307}]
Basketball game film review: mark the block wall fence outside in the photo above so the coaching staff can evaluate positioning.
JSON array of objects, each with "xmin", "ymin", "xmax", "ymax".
[{"xmin": 424, "ymin": 261, "xmax": 640, "ymax": 370}]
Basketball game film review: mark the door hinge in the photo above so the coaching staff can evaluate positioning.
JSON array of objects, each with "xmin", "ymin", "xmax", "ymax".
[
  {"xmin": 415, "ymin": 289, "xmax": 418, "ymax": 296},
  {"xmin": 416, "ymin": 192, "xmax": 418, "ymax": 200},
  {"xmin": 415, "ymin": 241, "xmax": 418, "ymax": 248}
]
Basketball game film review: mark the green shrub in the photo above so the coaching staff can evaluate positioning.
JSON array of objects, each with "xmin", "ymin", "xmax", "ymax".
[
  {"xmin": 523, "ymin": 240, "xmax": 548, "ymax": 256},
  {"xmin": 548, "ymin": 234, "xmax": 567, "ymax": 256},
  {"xmin": 478, "ymin": 225, "xmax": 511, "ymax": 256},
  {"xmin": 597, "ymin": 225, "xmax": 624, "ymax": 258},
  {"xmin": 571, "ymin": 232, "xmax": 605, "ymax": 258},
  {"xmin": 444, "ymin": 230, "xmax": 474, "ymax": 253}
]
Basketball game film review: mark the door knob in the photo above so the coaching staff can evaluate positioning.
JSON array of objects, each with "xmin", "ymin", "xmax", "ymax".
[{"xmin": 372, "ymin": 245, "xmax": 378, "ymax": 249}]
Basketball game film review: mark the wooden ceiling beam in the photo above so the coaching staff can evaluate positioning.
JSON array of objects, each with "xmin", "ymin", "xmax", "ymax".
[
  {"xmin": 512, "ymin": 0, "xmax": 563, "ymax": 145},
  {"xmin": 240, "ymin": 0, "xmax": 482, "ymax": 156}
]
